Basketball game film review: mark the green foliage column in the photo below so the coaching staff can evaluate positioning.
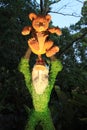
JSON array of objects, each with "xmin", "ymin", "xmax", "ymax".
[
  {"xmin": 25, "ymin": 108, "xmax": 55, "ymax": 130},
  {"xmin": 18, "ymin": 57, "xmax": 63, "ymax": 130}
]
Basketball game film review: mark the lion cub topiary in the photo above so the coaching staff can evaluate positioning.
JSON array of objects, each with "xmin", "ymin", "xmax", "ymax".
[{"xmin": 22, "ymin": 13, "xmax": 62, "ymax": 59}]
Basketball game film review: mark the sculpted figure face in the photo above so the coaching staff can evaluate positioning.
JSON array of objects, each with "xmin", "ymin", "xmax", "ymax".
[
  {"xmin": 32, "ymin": 65, "xmax": 49, "ymax": 95},
  {"xmin": 29, "ymin": 13, "xmax": 51, "ymax": 32}
]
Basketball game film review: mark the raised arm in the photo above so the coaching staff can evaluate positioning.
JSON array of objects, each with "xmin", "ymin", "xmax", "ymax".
[
  {"xmin": 18, "ymin": 48, "xmax": 32, "ymax": 93},
  {"xmin": 49, "ymin": 58, "xmax": 63, "ymax": 90},
  {"xmin": 21, "ymin": 26, "xmax": 32, "ymax": 35},
  {"xmin": 48, "ymin": 27, "xmax": 62, "ymax": 36}
]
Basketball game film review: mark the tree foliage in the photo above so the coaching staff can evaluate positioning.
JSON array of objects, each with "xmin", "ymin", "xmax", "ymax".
[{"xmin": 0, "ymin": 0, "xmax": 87, "ymax": 130}]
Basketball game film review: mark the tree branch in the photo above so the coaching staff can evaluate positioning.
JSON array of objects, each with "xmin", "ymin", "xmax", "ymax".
[
  {"xmin": 50, "ymin": 11, "xmax": 81, "ymax": 17},
  {"xmin": 40, "ymin": 0, "xmax": 44, "ymax": 13},
  {"xmin": 49, "ymin": 0, "xmax": 82, "ymax": 17},
  {"xmin": 58, "ymin": 31, "xmax": 87, "ymax": 56},
  {"xmin": 57, "ymin": 2, "xmax": 70, "ymax": 12},
  {"xmin": 40, "ymin": 0, "xmax": 61, "ymax": 14},
  {"xmin": 48, "ymin": 0, "xmax": 61, "ymax": 6},
  {"xmin": 76, "ymin": 0, "xmax": 83, "ymax": 4}
]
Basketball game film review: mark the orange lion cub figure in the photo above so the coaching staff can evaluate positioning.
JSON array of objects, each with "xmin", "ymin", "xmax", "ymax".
[{"xmin": 22, "ymin": 13, "xmax": 62, "ymax": 58}]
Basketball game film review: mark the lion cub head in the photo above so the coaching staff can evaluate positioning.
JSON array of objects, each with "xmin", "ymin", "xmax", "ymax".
[{"xmin": 29, "ymin": 13, "xmax": 51, "ymax": 32}]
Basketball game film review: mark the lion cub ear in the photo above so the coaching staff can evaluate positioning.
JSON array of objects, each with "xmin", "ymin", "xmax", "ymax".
[
  {"xmin": 29, "ymin": 13, "xmax": 37, "ymax": 21},
  {"xmin": 45, "ymin": 14, "xmax": 51, "ymax": 23}
]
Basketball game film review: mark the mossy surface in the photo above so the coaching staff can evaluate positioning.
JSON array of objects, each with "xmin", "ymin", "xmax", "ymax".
[{"xmin": 18, "ymin": 58, "xmax": 63, "ymax": 130}]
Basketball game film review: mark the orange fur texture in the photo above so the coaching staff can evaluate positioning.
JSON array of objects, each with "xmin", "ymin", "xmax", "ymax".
[{"xmin": 22, "ymin": 13, "xmax": 62, "ymax": 57}]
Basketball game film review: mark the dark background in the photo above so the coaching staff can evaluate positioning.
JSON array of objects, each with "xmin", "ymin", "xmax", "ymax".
[{"xmin": 0, "ymin": 0, "xmax": 87, "ymax": 130}]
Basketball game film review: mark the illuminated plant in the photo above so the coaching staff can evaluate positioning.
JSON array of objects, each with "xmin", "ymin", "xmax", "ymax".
[
  {"xmin": 21, "ymin": 13, "xmax": 62, "ymax": 60},
  {"xmin": 19, "ymin": 11, "xmax": 62, "ymax": 130}
]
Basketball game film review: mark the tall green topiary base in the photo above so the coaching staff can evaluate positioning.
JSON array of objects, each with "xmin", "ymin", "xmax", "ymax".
[
  {"xmin": 25, "ymin": 108, "xmax": 55, "ymax": 130},
  {"xmin": 18, "ymin": 57, "xmax": 63, "ymax": 130}
]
